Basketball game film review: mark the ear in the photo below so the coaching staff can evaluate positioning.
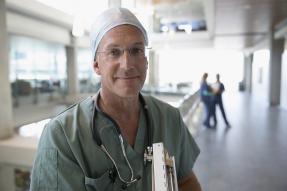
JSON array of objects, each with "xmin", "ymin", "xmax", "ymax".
[{"xmin": 93, "ymin": 60, "xmax": 101, "ymax": 75}]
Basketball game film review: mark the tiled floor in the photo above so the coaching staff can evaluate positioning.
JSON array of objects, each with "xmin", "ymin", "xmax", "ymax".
[
  {"xmin": 12, "ymin": 94, "xmax": 92, "ymax": 128},
  {"xmin": 193, "ymin": 92, "xmax": 287, "ymax": 191},
  {"xmin": 13, "ymin": 102, "xmax": 67, "ymax": 128}
]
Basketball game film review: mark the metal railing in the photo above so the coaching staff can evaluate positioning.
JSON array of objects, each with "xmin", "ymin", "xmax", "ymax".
[{"xmin": 178, "ymin": 90, "xmax": 203, "ymax": 135}]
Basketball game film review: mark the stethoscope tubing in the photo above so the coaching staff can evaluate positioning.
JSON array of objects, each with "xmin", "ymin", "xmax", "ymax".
[{"xmin": 91, "ymin": 93, "xmax": 152, "ymax": 186}]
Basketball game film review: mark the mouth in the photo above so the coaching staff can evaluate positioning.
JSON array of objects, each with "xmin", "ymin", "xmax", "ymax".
[{"xmin": 115, "ymin": 76, "xmax": 139, "ymax": 80}]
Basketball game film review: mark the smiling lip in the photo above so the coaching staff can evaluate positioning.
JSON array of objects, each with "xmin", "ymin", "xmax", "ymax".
[{"xmin": 116, "ymin": 76, "xmax": 139, "ymax": 79}]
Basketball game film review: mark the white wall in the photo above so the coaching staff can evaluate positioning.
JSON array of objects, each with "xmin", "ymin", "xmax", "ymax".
[
  {"xmin": 252, "ymin": 50, "xmax": 270, "ymax": 103},
  {"xmin": 158, "ymin": 48, "xmax": 244, "ymax": 92}
]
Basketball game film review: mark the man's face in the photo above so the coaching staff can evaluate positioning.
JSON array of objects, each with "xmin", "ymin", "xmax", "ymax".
[{"xmin": 94, "ymin": 25, "xmax": 148, "ymax": 98}]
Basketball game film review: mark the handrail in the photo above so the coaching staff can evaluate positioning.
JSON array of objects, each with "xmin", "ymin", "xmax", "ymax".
[
  {"xmin": 178, "ymin": 90, "xmax": 200, "ymax": 117},
  {"xmin": 177, "ymin": 90, "xmax": 202, "ymax": 135}
]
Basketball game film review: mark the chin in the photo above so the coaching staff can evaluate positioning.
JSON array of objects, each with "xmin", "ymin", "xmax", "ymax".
[
  {"xmin": 115, "ymin": 86, "xmax": 142, "ymax": 98},
  {"xmin": 116, "ymin": 90, "xmax": 140, "ymax": 98}
]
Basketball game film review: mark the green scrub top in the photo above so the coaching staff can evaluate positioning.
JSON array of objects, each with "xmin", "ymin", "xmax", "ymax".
[{"xmin": 30, "ymin": 94, "xmax": 200, "ymax": 191}]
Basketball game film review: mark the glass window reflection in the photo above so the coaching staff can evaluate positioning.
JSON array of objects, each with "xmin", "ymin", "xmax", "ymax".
[
  {"xmin": 9, "ymin": 35, "xmax": 67, "ymax": 107},
  {"xmin": 77, "ymin": 48, "xmax": 101, "ymax": 93}
]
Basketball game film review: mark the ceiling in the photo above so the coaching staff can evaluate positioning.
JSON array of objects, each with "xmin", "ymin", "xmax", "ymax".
[
  {"xmin": 5, "ymin": 0, "xmax": 287, "ymax": 50},
  {"xmin": 148, "ymin": 0, "xmax": 205, "ymax": 23},
  {"xmin": 138, "ymin": 0, "xmax": 287, "ymax": 50},
  {"xmin": 214, "ymin": 0, "xmax": 287, "ymax": 49}
]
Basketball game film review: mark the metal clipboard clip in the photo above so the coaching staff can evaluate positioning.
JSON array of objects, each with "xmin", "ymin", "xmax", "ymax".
[{"xmin": 144, "ymin": 142, "xmax": 179, "ymax": 191}]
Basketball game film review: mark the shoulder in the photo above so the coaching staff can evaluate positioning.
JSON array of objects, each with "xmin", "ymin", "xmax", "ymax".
[
  {"xmin": 55, "ymin": 97, "xmax": 92, "ymax": 123},
  {"xmin": 143, "ymin": 95, "xmax": 179, "ymax": 115},
  {"xmin": 142, "ymin": 94, "xmax": 183, "ymax": 132},
  {"xmin": 44, "ymin": 97, "xmax": 93, "ymax": 136}
]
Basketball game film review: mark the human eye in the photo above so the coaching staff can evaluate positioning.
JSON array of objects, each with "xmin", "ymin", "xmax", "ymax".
[
  {"xmin": 106, "ymin": 48, "xmax": 121, "ymax": 58},
  {"xmin": 130, "ymin": 47, "xmax": 144, "ymax": 56}
]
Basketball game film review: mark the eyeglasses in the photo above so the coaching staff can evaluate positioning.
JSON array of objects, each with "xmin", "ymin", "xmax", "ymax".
[{"xmin": 96, "ymin": 46, "xmax": 151, "ymax": 61}]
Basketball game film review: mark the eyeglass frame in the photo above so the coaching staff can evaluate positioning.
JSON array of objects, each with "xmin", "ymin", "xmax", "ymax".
[{"xmin": 95, "ymin": 46, "xmax": 152, "ymax": 61}]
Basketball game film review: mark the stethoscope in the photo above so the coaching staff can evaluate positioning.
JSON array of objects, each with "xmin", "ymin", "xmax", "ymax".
[{"xmin": 91, "ymin": 93, "xmax": 153, "ymax": 188}]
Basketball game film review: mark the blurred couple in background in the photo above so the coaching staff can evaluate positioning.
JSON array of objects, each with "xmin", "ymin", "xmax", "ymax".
[{"xmin": 200, "ymin": 73, "xmax": 230, "ymax": 128}]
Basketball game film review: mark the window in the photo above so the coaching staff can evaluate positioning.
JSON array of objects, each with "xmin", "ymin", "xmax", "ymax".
[{"xmin": 9, "ymin": 35, "xmax": 67, "ymax": 107}]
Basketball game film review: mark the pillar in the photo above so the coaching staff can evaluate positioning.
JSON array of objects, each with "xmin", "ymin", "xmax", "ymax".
[
  {"xmin": 0, "ymin": 0, "xmax": 13, "ymax": 139},
  {"xmin": 148, "ymin": 13, "xmax": 161, "ymax": 33},
  {"xmin": 268, "ymin": 31, "xmax": 284, "ymax": 106},
  {"xmin": 148, "ymin": 50, "xmax": 159, "ymax": 88},
  {"xmin": 243, "ymin": 53, "xmax": 253, "ymax": 93},
  {"xmin": 66, "ymin": 37, "xmax": 79, "ymax": 97}
]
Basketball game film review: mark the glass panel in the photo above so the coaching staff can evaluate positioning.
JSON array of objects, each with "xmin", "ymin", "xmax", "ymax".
[
  {"xmin": 77, "ymin": 48, "xmax": 101, "ymax": 93},
  {"xmin": 9, "ymin": 35, "xmax": 67, "ymax": 108}
]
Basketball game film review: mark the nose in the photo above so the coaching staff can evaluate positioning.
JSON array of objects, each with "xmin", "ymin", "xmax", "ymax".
[{"xmin": 119, "ymin": 49, "xmax": 134, "ymax": 69}]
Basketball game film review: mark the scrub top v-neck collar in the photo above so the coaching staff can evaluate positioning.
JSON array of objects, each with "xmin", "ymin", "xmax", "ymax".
[{"xmin": 93, "ymin": 92, "xmax": 148, "ymax": 157}]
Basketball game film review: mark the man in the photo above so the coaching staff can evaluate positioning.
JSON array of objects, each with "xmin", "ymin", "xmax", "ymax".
[
  {"xmin": 30, "ymin": 8, "xmax": 201, "ymax": 191},
  {"xmin": 212, "ymin": 74, "xmax": 230, "ymax": 127},
  {"xmin": 200, "ymin": 73, "xmax": 215, "ymax": 128}
]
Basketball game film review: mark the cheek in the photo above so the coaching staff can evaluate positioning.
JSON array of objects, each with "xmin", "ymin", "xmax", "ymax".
[
  {"xmin": 143, "ymin": 61, "xmax": 148, "ymax": 72},
  {"xmin": 140, "ymin": 59, "xmax": 148, "ymax": 69},
  {"xmin": 99, "ymin": 63, "xmax": 118, "ymax": 78},
  {"xmin": 140, "ymin": 64, "xmax": 148, "ymax": 80},
  {"xmin": 94, "ymin": 56, "xmax": 112, "ymax": 75}
]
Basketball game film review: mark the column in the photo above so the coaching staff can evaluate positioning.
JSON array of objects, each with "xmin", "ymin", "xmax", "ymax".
[
  {"xmin": 148, "ymin": 13, "xmax": 161, "ymax": 33},
  {"xmin": 268, "ymin": 31, "xmax": 284, "ymax": 106},
  {"xmin": 243, "ymin": 53, "xmax": 253, "ymax": 93},
  {"xmin": 66, "ymin": 37, "xmax": 79, "ymax": 98},
  {"xmin": 148, "ymin": 50, "xmax": 159, "ymax": 88},
  {"xmin": 0, "ymin": 0, "xmax": 13, "ymax": 139}
]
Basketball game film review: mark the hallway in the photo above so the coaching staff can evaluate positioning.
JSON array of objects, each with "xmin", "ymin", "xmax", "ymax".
[{"xmin": 194, "ymin": 92, "xmax": 287, "ymax": 191}]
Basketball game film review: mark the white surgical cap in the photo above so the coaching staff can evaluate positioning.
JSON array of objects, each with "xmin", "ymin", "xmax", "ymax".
[{"xmin": 90, "ymin": 7, "xmax": 148, "ymax": 60}]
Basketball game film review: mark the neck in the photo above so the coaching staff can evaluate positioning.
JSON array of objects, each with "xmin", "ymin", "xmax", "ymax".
[
  {"xmin": 99, "ymin": 90, "xmax": 140, "ymax": 116},
  {"xmin": 98, "ymin": 90, "xmax": 141, "ymax": 146}
]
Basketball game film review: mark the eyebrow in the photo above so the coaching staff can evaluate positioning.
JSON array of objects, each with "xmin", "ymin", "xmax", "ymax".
[
  {"xmin": 133, "ymin": 42, "xmax": 145, "ymax": 46},
  {"xmin": 104, "ymin": 42, "xmax": 145, "ymax": 49}
]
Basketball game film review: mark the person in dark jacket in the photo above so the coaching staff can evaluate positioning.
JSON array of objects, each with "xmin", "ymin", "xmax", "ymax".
[
  {"xmin": 212, "ymin": 74, "xmax": 230, "ymax": 127},
  {"xmin": 200, "ymin": 73, "xmax": 215, "ymax": 128}
]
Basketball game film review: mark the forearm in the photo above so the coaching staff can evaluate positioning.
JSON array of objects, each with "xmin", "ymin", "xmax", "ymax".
[
  {"xmin": 179, "ymin": 180, "xmax": 202, "ymax": 191},
  {"xmin": 179, "ymin": 171, "xmax": 202, "ymax": 191}
]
